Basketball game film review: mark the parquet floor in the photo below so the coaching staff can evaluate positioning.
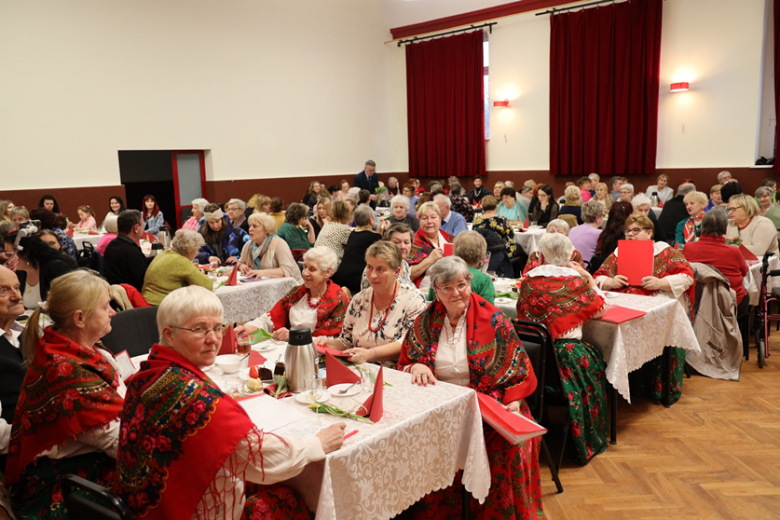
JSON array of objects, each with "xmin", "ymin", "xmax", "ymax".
[{"xmin": 539, "ymin": 341, "xmax": 780, "ymax": 520}]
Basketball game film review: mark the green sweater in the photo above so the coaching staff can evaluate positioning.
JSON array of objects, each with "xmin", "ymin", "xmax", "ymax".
[
  {"xmin": 428, "ymin": 266, "xmax": 495, "ymax": 304},
  {"xmin": 142, "ymin": 249, "xmax": 214, "ymax": 306},
  {"xmin": 277, "ymin": 222, "xmax": 311, "ymax": 250}
]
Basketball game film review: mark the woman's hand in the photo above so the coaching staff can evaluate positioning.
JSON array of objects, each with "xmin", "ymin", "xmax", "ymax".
[
  {"xmin": 225, "ymin": 256, "xmax": 238, "ymax": 265},
  {"xmin": 208, "ymin": 256, "xmax": 221, "ymax": 266},
  {"xmin": 429, "ymin": 248, "xmax": 444, "ymax": 262},
  {"xmin": 410, "ymin": 364, "xmax": 436, "ymax": 387},
  {"xmin": 603, "ymin": 275, "xmax": 629, "ymax": 290},
  {"xmin": 641, "ymin": 276, "xmax": 667, "ymax": 292},
  {"xmin": 316, "ymin": 422, "xmax": 347, "ymax": 453},
  {"xmin": 378, "ymin": 219, "xmax": 391, "ymax": 233},
  {"xmin": 273, "ymin": 327, "xmax": 290, "ymax": 342},
  {"xmin": 504, "ymin": 400, "xmax": 521, "ymax": 413},
  {"xmin": 314, "ymin": 337, "xmax": 330, "ymax": 348},
  {"xmin": 344, "ymin": 347, "xmax": 374, "ymax": 364},
  {"xmin": 245, "ymin": 269, "xmax": 265, "ymax": 279},
  {"xmin": 234, "ymin": 324, "xmax": 258, "ymax": 336},
  {"xmin": 239, "ymin": 263, "xmax": 251, "ymax": 275}
]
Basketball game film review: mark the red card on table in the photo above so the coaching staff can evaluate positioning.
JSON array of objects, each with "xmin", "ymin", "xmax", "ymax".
[
  {"xmin": 355, "ymin": 367, "xmax": 383, "ymax": 423},
  {"xmin": 88, "ymin": 230, "xmax": 100, "ymax": 235},
  {"xmin": 248, "ymin": 351, "xmax": 266, "ymax": 366},
  {"xmin": 219, "ymin": 325, "xmax": 237, "ymax": 355},
  {"xmin": 617, "ymin": 240, "xmax": 653, "ymax": 286},
  {"xmin": 477, "ymin": 392, "xmax": 546, "ymax": 444},
  {"xmin": 316, "ymin": 345, "xmax": 351, "ymax": 358},
  {"xmin": 226, "ymin": 264, "xmax": 239, "ymax": 286},
  {"xmin": 325, "ymin": 352, "xmax": 360, "ymax": 388},
  {"xmin": 598, "ymin": 305, "xmax": 647, "ymax": 324},
  {"xmin": 443, "ymin": 243, "xmax": 454, "ymax": 257},
  {"xmin": 739, "ymin": 243, "xmax": 758, "ymax": 262}
]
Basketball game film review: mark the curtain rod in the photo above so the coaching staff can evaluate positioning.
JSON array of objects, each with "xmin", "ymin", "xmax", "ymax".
[
  {"xmin": 536, "ymin": 0, "xmax": 621, "ymax": 16},
  {"xmin": 397, "ymin": 22, "xmax": 497, "ymax": 47}
]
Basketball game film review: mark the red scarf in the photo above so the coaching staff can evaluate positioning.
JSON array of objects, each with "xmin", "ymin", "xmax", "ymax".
[
  {"xmin": 398, "ymin": 293, "xmax": 536, "ymax": 404},
  {"xmin": 408, "ymin": 227, "xmax": 454, "ymax": 288},
  {"xmin": 269, "ymin": 279, "xmax": 349, "ymax": 336},
  {"xmin": 522, "ymin": 249, "xmax": 583, "ymax": 276},
  {"xmin": 5, "ymin": 327, "xmax": 123, "ymax": 486},
  {"xmin": 114, "ymin": 345, "xmax": 257, "ymax": 520}
]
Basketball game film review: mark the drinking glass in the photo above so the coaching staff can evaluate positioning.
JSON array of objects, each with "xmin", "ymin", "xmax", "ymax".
[
  {"xmin": 359, "ymin": 365, "xmax": 373, "ymax": 394},
  {"xmin": 236, "ymin": 332, "xmax": 251, "ymax": 354},
  {"xmin": 530, "ymin": 221, "xmax": 538, "ymax": 228},
  {"xmin": 307, "ymin": 374, "xmax": 323, "ymax": 401}
]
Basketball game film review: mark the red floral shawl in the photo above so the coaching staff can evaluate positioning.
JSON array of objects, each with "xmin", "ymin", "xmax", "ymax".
[
  {"xmin": 114, "ymin": 345, "xmax": 258, "ymax": 520},
  {"xmin": 5, "ymin": 327, "xmax": 123, "ymax": 486},
  {"xmin": 269, "ymin": 279, "xmax": 349, "ymax": 336},
  {"xmin": 408, "ymin": 227, "xmax": 454, "ymax": 288},
  {"xmin": 522, "ymin": 249, "xmax": 583, "ymax": 276},
  {"xmin": 516, "ymin": 270, "xmax": 606, "ymax": 338},
  {"xmin": 398, "ymin": 293, "xmax": 537, "ymax": 404}
]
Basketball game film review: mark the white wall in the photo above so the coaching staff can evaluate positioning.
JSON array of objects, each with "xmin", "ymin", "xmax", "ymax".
[
  {"xmin": 757, "ymin": 0, "xmax": 776, "ymax": 161},
  {"xmin": 0, "ymin": 0, "xmax": 400, "ymax": 190}
]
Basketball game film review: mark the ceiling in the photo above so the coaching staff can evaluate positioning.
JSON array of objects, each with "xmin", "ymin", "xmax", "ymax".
[{"xmin": 380, "ymin": 0, "xmax": 521, "ymax": 31}]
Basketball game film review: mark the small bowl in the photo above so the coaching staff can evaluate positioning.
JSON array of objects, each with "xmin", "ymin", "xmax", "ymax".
[{"xmin": 216, "ymin": 354, "xmax": 243, "ymax": 374}]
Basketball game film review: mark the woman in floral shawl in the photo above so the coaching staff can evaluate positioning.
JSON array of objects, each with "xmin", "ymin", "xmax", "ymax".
[
  {"xmin": 594, "ymin": 214, "xmax": 695, "ymax": 404},
  {"xmin": 114, "ymin": 286, "xmax": 346, "ymax": 520},
  {"xmin": 409, "ymin": 202, "xmax": 454, "ymax": 289},
  {"xmin": 522, "ymin": 219, "xmax": 583, "ymax": 275},
  {"xmin": 399, "ymin": 257, "xmax": 545, "ymax": 520},
  {"xmin": 516, "ymin": 233, "xmax": 609, "ymax": 465},
  {"xmin": 471, "ymin": 195, "xmax": 519, "ymax": 258},
  {"xmin": 237, "ymin": 247, "xmax": 349, "ymax": 341},
  {"xmin": 6, "ymin": 271, "xmax": 123, "ymax": 520}
]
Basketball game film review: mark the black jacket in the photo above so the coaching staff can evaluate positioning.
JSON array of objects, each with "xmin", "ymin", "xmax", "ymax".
[
  {"xmin": 332, "ymin": 230, "xmax": 382, "ymax": 295},
  {"xmin": 0, "ymin": 333, "xmax": 26, "ymax": 424},
  {"xmin": 17, "ymin": 258, "xmax": 74, "ymax": 302},
  {"xmin": 103, "ymin": 234, "xmax": 152, "ymax": 291},
  {"xmin": 353, "ymin": 170, "xmax": 380, "ymax": 209},
  {"xmin": 468, "ymin": 186, "xmax": 492, "ymax": 204},
  {"xmin": 657, "ymin": 195, "xmax": 689, "ymax": 244}
]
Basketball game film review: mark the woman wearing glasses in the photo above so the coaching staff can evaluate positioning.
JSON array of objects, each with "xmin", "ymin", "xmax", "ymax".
[
  {"xmin": 115, "ymin": 286, "xmax": 346, "ymax": 520},
  {"xmin": 594, "ymin": 215, "xmax": 695, "ymax": 404},
  {"xmin": 725, "ymin": 193, "xmax": 779, "ymax": 257},
  {"xmin": 399, "ymin": 256, "xmax": 545, "ymax": 519}
]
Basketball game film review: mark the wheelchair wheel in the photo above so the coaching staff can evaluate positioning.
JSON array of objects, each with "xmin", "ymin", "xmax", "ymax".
[{"xmin": 758, "ymin": 338, "xmax": 766, "ymax": 369}]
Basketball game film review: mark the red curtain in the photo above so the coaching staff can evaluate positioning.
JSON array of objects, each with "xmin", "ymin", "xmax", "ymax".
[
  {"xmin": 549, "ymin": 0, "xmax": 663, "ymax": 176},
  {"xmin": 406, "ymin": 31, "xmax": 486, "ymax": 178}
]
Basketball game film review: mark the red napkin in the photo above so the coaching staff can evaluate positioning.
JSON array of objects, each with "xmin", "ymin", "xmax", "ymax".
[
  {"xmin": 325, "ymin": 352, "xmax": 360, "ymax": 388},
  {"xmin": 617, "ymin": 240, "xmax": 653, "ymax": 285},
  {"xmin": 316, "ymin": 345, "xmax": 351, "ymax": 358},
  {"xmin": 355, "ymin": 367, "xmax": 384, "ymax": 423},
  {"xmin": 443, "ymin": 243, "xmax": 454, "ymax": 257},
  {"xmin": 144, "ymin": 232, "xmax": 157, "ymax": 242},
  {"xmin": 263, "ymin": 383, "xmax": 292, "ymax": 399},
  {"xmin": 88, "ymin": 230, "xmax": 99, "ymax": 235},
  {"xmin": 226, "ymin": 264, "xmax": 239, "ymax": 286},
  {"xmin": 219, "ymin": 325, "xmax": 237, "ymax": 355},
  {"xmin": 477, "ymin": 392, "xmax": 546, "ymax": 444},
  {"xmin": 248, "ymin": 351, "xmax": 266, "ymax": 366},
  {"xmin": 739, "ymin": 244, "xmax": 758, "ymax": 262},
  {"xmin": 598, "ymin": 305, "xmax": 647, "ymax": 324},
  {"xmin": 66, "ymin": 228, "xmax": 74, "ymax": 237}
]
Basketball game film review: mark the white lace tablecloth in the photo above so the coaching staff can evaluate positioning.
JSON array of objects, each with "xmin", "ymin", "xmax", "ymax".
[
  {"xmin": 513, "ymin": 228, "xmax": 546, "ymax": 255},
  {"xmin": 214, "ymin": 276, "xmax": 298, "ymax": 324},
  {"xmin": 582, "ymin": 292, "xmax": 700, "ymax": 404},
  {"xmin": 745, "ymin": 257, "xmax": 780, "ymax": 306},
  {"xmin": 72, "ymin": 232, "xmax": 103, "ymax": 250}
]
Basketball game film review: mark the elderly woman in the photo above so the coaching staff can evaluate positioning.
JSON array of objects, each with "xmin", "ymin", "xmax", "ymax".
[
  {"xmin": 142, "ymin": 229, "xmax": 214, "ymax": 305},
  {"xmin": 472, "ymin": 195, "xmax": 519, "ymax": 259},
  {"xmin": 399, "ymin": 257, "xmax": 544, "ymax": 519},
  {"xmin": 706, "ymin": 184, "xmax": 723, "ymax": 211},
  {"xmin": 29, "ymin": 208, "xmax": 77, "ymax": 259},
  {"xmin": 381, "ymin": 194, "xmax": 419, "ymax": 232},
  {"xmin": 332, "ymin": 206, "xmax": 381, "ymax": 295},
  {"xmin": 115, "ymin": 286, "xmax": 345, "ymax": 520},
  {"xmin": 4, "ymin": 234, "xmax": 76, "ymax": 308},
  {"xmin": 673, "ymin": 191, "xmax": 708, "ymax": 249},
  {"xmin": 276, "ymin": 202, "xmax": 315, "ymax": 251},
  {"xmin": 568, "ymin": 199, "xmax": 604, "ymax": 263},
  {"xmin": 755, "ymin": 186, "xmax": 775, "ymax": 216},
  {"xmin": 725, "ymin": 193, "xmax": 779, "ymax": 257},
  {"xmin": 496, "ymin": 187, "xmax": 527, "ymax": 224},
  {"xmin": 226, "ymin": 198, "xmax": 249, "ymax": 232},
  {"xmin": 315, "ymin": 241, "xmax": 427, "ymax": 366},
  {"xmin": 313, "ymin": 200, "xmax": 353, "ymax": 264},
  {"xmin": 595, "ymin": 215, "xmax": 695, "ymax": 403},
  {"xmin": 96, "ymin": 215, "xmax": 118, "ymax": 255},
  {"xmin": 645, "ymin": 174, "xmax": 674, "ymax": 206},
  {"xmin": 492, "ymin": 181, "xmax": 506, "ymax": 199},
  {"xmin": 237, "ymin": 247, "xmax": 349, "ymax": 342},
  {"xmin": 593, "ymin": 182, "xmax": 613, "ymax": 212},
  {"xmin": 517, "ymin": 233, "xmax": 608, "ymax": 464},
  {"xmin": 523, "ymin": 219, "xmax": 583, "ymax": 274},
  {"xmin": 530, "ymin": 184, "xmax": 559, "ymax": 227},
  {"xmin": 409, "ymin": 201, "xmax": 454, "ymax": 288},
  {"xmin": 196, "ymin": 204, "xmax": 248, "ymax": 266},
  {"xmin": 427, "ymin": 231, "xmax": 494, "ymax": 304},
  {"xmin": 360, "ymin": 223, "xmax": 415, "ymax": 291},
  {"xmin": 619, "ymin": 183, "xmax": 634, "ymax": 203},
  {"xmin": 382, "ymin": 176, "xmax": 400, "ymax": 203},
  {"xmin": 7, "ymin": 271, "xmax": 122, "ymax": 518},
  {"xmin": 236, "ymin": 213, "xmax": 303, "ymax": 283},
  {"xmin": 559, "ymin": 185, "xmax": 584, "ymax": 225}
]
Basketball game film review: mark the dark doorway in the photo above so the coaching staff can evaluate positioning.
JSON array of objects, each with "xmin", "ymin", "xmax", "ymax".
[{"xmin": 118, "ymin": 151, "xmax": 178, "ymax": 231}]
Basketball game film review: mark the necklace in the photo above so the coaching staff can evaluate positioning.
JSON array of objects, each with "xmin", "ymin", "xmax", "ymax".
[
  {"xmin": 368, "ymin": 281, "xmax": 398, "ymax": 333},
  {"xmin": 306, "ymin": 292, "xmax": 321, "ymax": 309}
]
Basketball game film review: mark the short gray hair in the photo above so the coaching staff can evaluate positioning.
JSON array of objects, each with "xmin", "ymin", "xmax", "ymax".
[
  {"xmin": 429, "ymin": 256, "xmax": 473, "ymax": 290},
  {"xmin": 504, "ymin": 180, "xmax": 515, "ymax": 188},
  {"xmin": 588, "ymin": 173, "xmax": 600, "ymax": 181},
  {"xmin": 453, "ymin": 231, "xmax": 487, "ymax": 267},
  {"xmin": 700, "ymin": 208, "xmax": 728, "ymax": 236},
  {"xmin": 227, "ymin": 198, "xmax": 247, "ymax": 211},
  {"xmin": 581, "ymin": 199, "xmax": 604, "ymax": 223},
  {"xmin": 756, "ymin": 186, "xmax": 774, "ymax": 199},
  {"xmin": 546, "ymin": 219, "xmax": 570, "ymax": 235},
  {"xmin": 537, "ymin": 233, "xmax": 574, "ymax": 267},
  {"xmin": 433, "ymin": 194, "xmax": 452, "ymax": 207},
  {"xmin": 157, "ymin": 286, "xmax": 223, "ymax": 345},
  {"xmin": 390, "ymin": 195, "xmax": 411, "ymax": 211},
  {"xmin": 353, "ymin": 206, "xmax": 374, "ymax": 228},
  {"xmin": 171, "ymin": 228, "xmax": 205, "ymax": 255},
  {"xmin": 631, "ymin": 193, "xmax": 652, "ymax": 210},
  {"xmin": 191, "ymin": 198, "xmax": 209, "ymax": 213},
  {"xmin": 717, "ymin": 171, "xmax": 731, "ymax": 183},
  {"xmin": 103, "ymin": 214, "xmax": 118, "ymax": 234},
  {"xmin": 620, "ymin": 183, "xmax": 634, "ymax": 194},
  {"xmin": 564, "ymin": 185, "xmax": 580, "ymax": 202},
  {"xmin": 303, "ymin": 246, "xmax": 338, "ymax": 274},
  {"xmin": 365, "ymin": 159, "xmax": 376, "ymax": 167},
  {"xmin": 678, "ymin": 182, "xmax": 696, "ymax": 196},
  {"xmin": 430, "ymin": 182, "xmax": 443, "ymax": 192}
]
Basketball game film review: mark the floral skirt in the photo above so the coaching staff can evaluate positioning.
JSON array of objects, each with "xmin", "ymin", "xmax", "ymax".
[
  {"xmin": 242, "ymin": 484, "xmax": 312, "ymax": 520},
  {"xmin": 554, "ymin": 339, "xmax": 609, "ymax": 465},
  {"xmin": 411, "ymin": 401, "xmax": 546, "ymax": 520},
  {"xmin": 10, "ymin": 452, "xmax": 115, "ymax": 520},
  {"xmin": 629, "ymin": 347, "xmax": 685, "ymax": 403}
]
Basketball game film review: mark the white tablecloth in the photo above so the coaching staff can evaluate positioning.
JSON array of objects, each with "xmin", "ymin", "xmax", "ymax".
[
  {"xmin": 513, "ymin": 228, "xmax": 546, "ymax": 255},
  {"xmin": 582, "ymin": 292, "xmax": 700, "ymax": 403},
  {"xmin": 72, "ymin": 232, "xmax": 103, "ymax": 250},
  {"xmin": 651, "ymin": 206, "xmax": 662, "ymax": 218},
  {"xmin": 745, "ymin": 256, "xmax": 780, "ymax": 306},
  {"xmin": 215, "ymin": 276, "xmax": 298, "ymax": 324}
]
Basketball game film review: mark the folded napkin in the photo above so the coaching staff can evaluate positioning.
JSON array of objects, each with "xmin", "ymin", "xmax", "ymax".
[
  {"xmin": 143, "ymin": 231, "xmax": 157, "ymax": 243},
  {"xmin": 88, "ymin": 230, "xmax": 100, "ymax": 235},
  {"xmin": 598, "ymin": 305, "xmax": 647, "ymax": 324},
  {"xmin": 248, "ymin": 350, "xmax": 266, "ymax": 366},
  {"xmin": 65, "ymin": 228, "xmax": 74, "ymax": 237},
  {"xmin": 226, "ymin": 264, "xmax": 239, "ymax": 286},
  {"xmin": 355, "ymin": 367, "xmax": 384, "ymax": 423},
  {"xmin": 316, "ymin": 345, "xmax": 351, "ymax": 358},
  {"xmin": 219, "ymin": 325, "xmax": 237, "ymax": 355},
  {"xmin": 325, "ymin": 352, "xmax": 360, "ymax": 388},
  {"xmin": 262, "ymin": 383, "xmax": 292, "ymax": 400}
]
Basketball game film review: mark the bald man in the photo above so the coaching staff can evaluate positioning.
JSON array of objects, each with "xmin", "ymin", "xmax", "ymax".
[{"xmin": 0, "ymin": 265, "xmax": 25, "ymax": 426}]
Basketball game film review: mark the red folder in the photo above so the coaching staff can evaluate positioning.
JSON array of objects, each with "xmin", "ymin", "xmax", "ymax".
[
  {"xmin": 477, "ymin": 392, "xmax": 546, "ymax": 444},
  {"xmin": 443, "ymin": 243, "xmax": 454, "ymax": 257},
  {"xmin": 219, "ymin": 325, "xmax": 237, "ymax": 355},
  {"xmin": 598, "ymin": 305, "xmax": 647, "ymax": 324},
  {"xmin": 739, "ymin": 244, "xmax": 758, "ymax": 262},
  {"xmin": 316, "ymin": 345, "xmax": 351, "ymax": 358},
  {"xmin": 226, "ymin": 264, "xmax": 239, "ymax": 286},
  {"xmin": 325, "ymin": 352, "xmax": 360, "ymax": 388},
  {"xmin": 355, "ymin": 367, "xmax": 384, "ymax": 423},
  {"xmin": 617, "ymin": 240, "xmax": 653, "ymax": 286}
]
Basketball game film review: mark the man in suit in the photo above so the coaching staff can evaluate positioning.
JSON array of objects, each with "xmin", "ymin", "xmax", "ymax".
[
  {"xmin": 658, "ymin": 182, "xmax": 696, "ymax": 244},
  {"xmin": 0, "ymin": 265, "xmax": 25, "ymax": 428},
  {"xmin": 353, "ymin": 159, "xmax": 380, "ymax": 208},
  {"xmin": 103, "ymin": 209, "xmax": 153, "ymax": 291}
]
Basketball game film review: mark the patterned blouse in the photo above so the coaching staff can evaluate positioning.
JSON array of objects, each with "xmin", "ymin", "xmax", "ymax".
[
  {"xmin": 313, "ymin": 222, "xmax": 353, "ymax": 264},
  {"xmin": 472, "ymin": 215, "xmax": 518, "ymax": 258},
  {"xmin": 450, "ymin": 193, "xmax": 475, "ymax": 222}
]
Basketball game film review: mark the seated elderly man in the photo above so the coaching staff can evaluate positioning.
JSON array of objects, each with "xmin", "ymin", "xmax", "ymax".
[
  {"xmin": 435, "ymin": 194, "xmax": 468, "ymax": 236},
  {"xmin": 427, "ymin": 230, "xmax": 494, "ymax": 304},
  {"xmin": 225, "ymin": 198, "xmax": 249, "ymax": 233},
  {"xmin": 0, "ymin": 264, "xmax": 25, "ymax": 439}
]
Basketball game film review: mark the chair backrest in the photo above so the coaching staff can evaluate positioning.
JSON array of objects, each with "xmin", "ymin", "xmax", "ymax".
[
  {"xmin": 101, "ymin": 306, "xmax": 159, "ymax": 357},
  {"xmin": 77, "ymin": 241, "xmax": 95, "ymax": 269},
  {"xmin": 62, "ymin": 474, "xmax": 132, "ymax": 520},
  {"xmin": 559, "ymin": 214, "xmax": 578, "ymax": 230},
  {"xmin": 291, "ymin": 249, "xmax": 307, "ymax": 262},
  {"xmin": 587, "ymin": 255, "xmax": 606, "ymax": 275},
  {"xmin": 511, "ymin": 319, "xmax": 555, "ymax": 419}
]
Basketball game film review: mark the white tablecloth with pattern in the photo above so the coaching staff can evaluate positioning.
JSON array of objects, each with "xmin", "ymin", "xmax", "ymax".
[
  {"xmin": 214, "ymin": 276, "xmax": 298, "ymax": 324},
  {"xmin": 72, "ymin": 232, "xmax": 104, "ymax": 250},
  {"xmin": 513, "ymin": 228, "xmax": 546, "ymax": 255},
  {"xmin": 745, "ymin": 256, "xmax": 780, "ymax": 306}
]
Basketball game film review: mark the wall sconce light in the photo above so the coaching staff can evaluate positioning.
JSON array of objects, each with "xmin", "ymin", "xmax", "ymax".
[
  {"xmin": 493, "ymin": 99, "xmax": 510, "ymax": 108},
  {"xmin": 670, "ymin": 82, "xmax": 689, "ymax": 92}
]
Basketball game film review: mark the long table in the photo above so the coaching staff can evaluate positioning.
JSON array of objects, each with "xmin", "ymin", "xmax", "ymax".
[{"xmin": 214, "ymin": 275, "xmax": 299, "ymax": 324}]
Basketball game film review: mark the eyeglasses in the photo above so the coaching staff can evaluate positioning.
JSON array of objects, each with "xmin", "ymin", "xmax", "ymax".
[
  {"xmin": 727, "ymin": 205, "xmax": 742, "ymax": 213},
  {"xmin": 435, "ymin": 282, "xmax": 470, "ymax": 295},
  {"xmin": 170, "ymin": 325, "xmax": 223, "ymax": 338},
  {"xmin": 625, "ymin": 227, "xmax": 651, "ymax": 236}
]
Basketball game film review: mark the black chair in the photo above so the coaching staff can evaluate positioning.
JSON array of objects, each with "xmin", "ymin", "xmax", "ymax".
[
  {"xmin": 61, "ymin": 474, "xmax": 132, "ymax": 520},
  {"xmin": 101, "ymin": 306, "xmax": 159, "ymax": 357},
  {"xmin": 587, "ymin": 255, "xmax": 606, "ymax": 275},
  {"xmin": 512, "ymin": 319, "xmax": 564, "ymax": 493}
]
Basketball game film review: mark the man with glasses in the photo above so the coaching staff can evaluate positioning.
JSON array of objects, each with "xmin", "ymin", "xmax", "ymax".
[{"xmin": 658, "ymin": 183, "xmax": 696, "ymax": 245}]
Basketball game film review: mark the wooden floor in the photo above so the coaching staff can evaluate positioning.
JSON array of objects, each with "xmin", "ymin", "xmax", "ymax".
[{"xmin": 540, "ymin": 341, "xmax": 780, "ymax": 520}]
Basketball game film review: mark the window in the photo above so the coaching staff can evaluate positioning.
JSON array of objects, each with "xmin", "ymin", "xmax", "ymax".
[{"xmin": 483, "ymin": 36, "xmax": 490, "ymax": 139}]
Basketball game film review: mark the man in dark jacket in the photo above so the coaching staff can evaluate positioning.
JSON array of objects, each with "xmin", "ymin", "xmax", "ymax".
[
  {"xmin": 658, "ymin": 182, "xmax": 696, "ymax": 244},
  {"xmin": 0, "ymin": 265, "xmax": 25, "ymax": 427},
  {"xmin": 103, "ymin": 209, "xmax": 152, "ymax": 291},
  {"xmin": 353, "ymin": 160, "xmax": 380, "ymax": 208}
]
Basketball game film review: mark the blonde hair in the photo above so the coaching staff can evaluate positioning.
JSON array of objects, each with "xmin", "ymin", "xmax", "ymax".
[
  {"xmin": 365, "ymin": 240, "xmax": 402, "ymax": 270},
  {"xmin": 564, "ymin": 185, "xmax": 581, "ymax": 203},
  {"xmin": 729, "ymin": 193, "xmax": 760, "ymax": 219},
  {"xmin": 22, "ymin": 270, "xmax": 109, "ymax": 363},
  {"xmin": 417, "ymin": 201, "xmax": 441, "ymax": 219},
  {"xmin": 248, "ymin": 212, "xmax": 277, "ymax": 234},
  {"xmin": 683, "ymin": 191, "xmax": 708, "ymax": 206},
  {"xmin": 0, "ymin": 200, "xmax": 12, "ymax": 222}
]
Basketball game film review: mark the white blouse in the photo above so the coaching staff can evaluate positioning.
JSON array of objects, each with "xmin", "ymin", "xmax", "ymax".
[
  {"xmin": 288, "ymin": 296, "xmax": 319, "ymax": 332},
  {"xmin": 435, "ymin": 313, "xmax": 470, "ymax": 387},
  {"xmin": 23, "ymin": 281, "xmax": 41, "ymax": 310}
]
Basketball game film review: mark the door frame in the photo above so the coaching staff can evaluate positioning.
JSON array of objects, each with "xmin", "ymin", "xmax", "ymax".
[{"xmin": 171, "ymin": 150, "xmax": 207, "ymax": 229}]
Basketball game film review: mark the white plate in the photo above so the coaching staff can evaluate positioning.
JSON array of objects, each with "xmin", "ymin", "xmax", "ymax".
[
  {"xmin": 254, "ymin": 340, "xmax": 284, "ymax": 352},
  {"xmin": 294, "ymin": 390, "xmax": 331, "ymax": 404},
  {"xmin": 202, "ymin": 364, "xmax": 215, "ymax": 372},
  {"xmin": 329, "ymin": 383, "xmax": 360, "ymax": 397}
]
